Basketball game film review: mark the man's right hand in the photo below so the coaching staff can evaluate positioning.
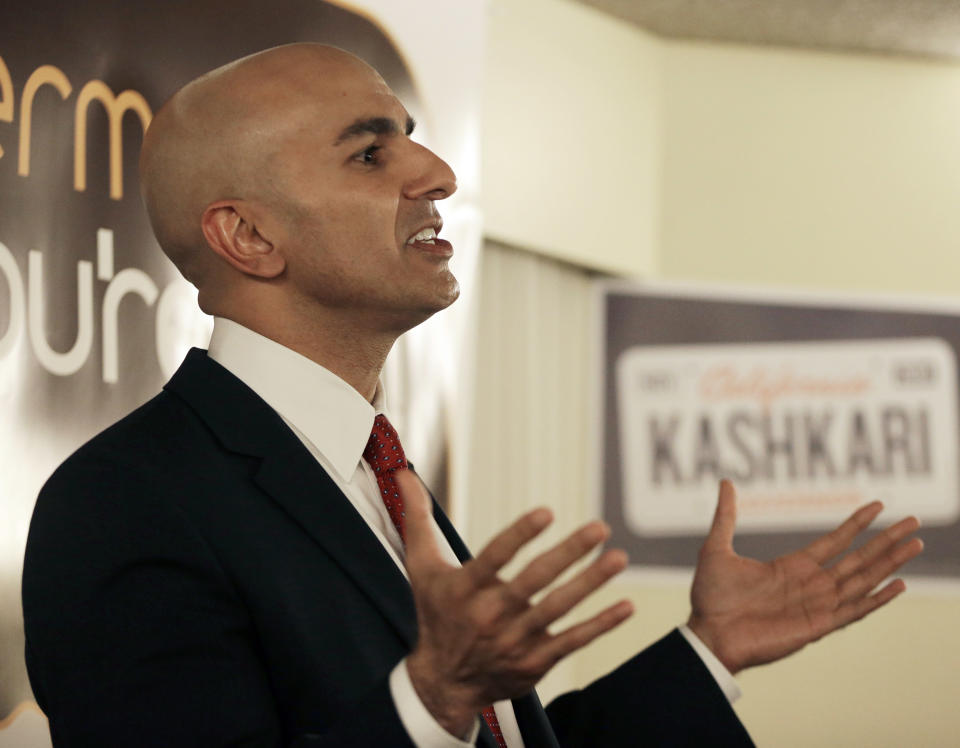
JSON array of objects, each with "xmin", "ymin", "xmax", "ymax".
[{"xmin": 395, "ymin": 469, "xmax": 633, "ymax": 738}]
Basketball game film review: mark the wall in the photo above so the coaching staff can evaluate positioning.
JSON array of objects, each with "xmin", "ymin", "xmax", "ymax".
[
  {"xmin": 660, "ymin": 41, "xmax": 960, "ymax": 295},
  {"xmin": 657, "ymin": 38, "xmax": 960, "ymax": 747},
  {"xmin": 479, "ymin": 1, "xmax": 960, "ymax": 745},
  {"xmin": 482, "ymin": 0, "xmax": 660, "ymax": 277}
]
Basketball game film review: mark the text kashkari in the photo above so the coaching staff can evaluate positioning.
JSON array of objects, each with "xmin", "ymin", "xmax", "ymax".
[{"xmin": 617, "ymin": 338, "xmax": 959, "ymax": 535}]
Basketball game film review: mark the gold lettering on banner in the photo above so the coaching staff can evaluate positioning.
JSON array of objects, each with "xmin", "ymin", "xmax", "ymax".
[
  {"xmin": 0, "ymin": 55, "xmax": 13, "ymax": 159},
  {"xmin": 18, "ymin": 64, "xmax": 72, "ymax": 178},
  {"xmin": 74, "ymin": 80, "xmax": 152, "ymax": 200}
]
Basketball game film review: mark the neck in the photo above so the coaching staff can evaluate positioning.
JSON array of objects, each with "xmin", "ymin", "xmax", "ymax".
[
  {"xmin": 218, "ymin": 309, "xmax": 398, "ymax": 403},
  {"xmin": 280, "ymin": 323, "xmax": 395, "ymax": 403}
]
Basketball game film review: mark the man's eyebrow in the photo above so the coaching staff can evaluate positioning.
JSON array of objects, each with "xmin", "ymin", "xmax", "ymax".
[{"xmin": 334, "ymin": 115, "xmax": 416, "ymax": 145}]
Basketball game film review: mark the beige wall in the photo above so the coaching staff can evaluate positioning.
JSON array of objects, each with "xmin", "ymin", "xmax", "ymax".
[
  {"xmin": 661, "ymin": 41, "xmax": 960, "ymax": 295},
  {"xmin": 483, "ymin": 0, "xmax": 660, "ymax": 277},
  {"xmin": 479, "ymin": 1, "xmax": 960, "ymax": 745},
  {"xmin": 485, "ymin": 0, "xmax": 960, "ymax": 296}
]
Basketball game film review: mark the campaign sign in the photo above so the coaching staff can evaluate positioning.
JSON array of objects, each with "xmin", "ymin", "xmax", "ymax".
[
  {"xmin": 599, "ymin": 284, "xmax": 960, "ymax": 578},
  {"xmin": 617, "ymin": 338, "xmax": 959, "ymax": 535}
]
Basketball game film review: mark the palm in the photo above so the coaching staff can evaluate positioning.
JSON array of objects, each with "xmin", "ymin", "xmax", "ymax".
[
  {"xmin": 687, "ymin": 481, "xmax": 922, "ymax": 675},
  {"xmin": 395, "ymin": 469, "xmax": 634, "ymax": 735}
]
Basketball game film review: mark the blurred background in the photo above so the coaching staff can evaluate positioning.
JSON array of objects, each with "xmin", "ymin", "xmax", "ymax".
[
  {"xmin": 2, "ymin": 0, "xmax": 959, "ymax": 745},
  {"xmin": 478, "ymin": 2, "xmax": 960, "ymax": 746}
]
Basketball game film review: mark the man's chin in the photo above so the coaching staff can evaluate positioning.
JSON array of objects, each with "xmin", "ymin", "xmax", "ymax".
[
  {"xmin": 388, "ymin": 282, "xmax": 460, "ymax": 334},
  {"xmin": 422, "ymin": 283, "xmax": 461, "ymax": 319},
  {"xmin": 436, "ymin": 277, "xmax": 460, "ymax": 310},
  {"xmin": 420, "ymin": 270, "xmax": 461, "ymax": 312}
]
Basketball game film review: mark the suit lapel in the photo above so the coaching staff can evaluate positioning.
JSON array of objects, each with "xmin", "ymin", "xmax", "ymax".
[
  {"xmin": 512, "ymin": 692, "xmax": 560, "ymax": 748},
  {"xmin": 166, "ymin": 349, "xmax": 417, "ymax": 649},
  {"xmin": 430, "ymin": 494, "xmax": 472, "ymax": 563},
  {"xmin": 254, "ymin": 445, "xmax": 418, "ymax": 648}
]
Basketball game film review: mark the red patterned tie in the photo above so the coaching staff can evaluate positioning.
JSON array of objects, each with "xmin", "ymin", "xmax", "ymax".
[
  {"xmin": 362, "ymin": 414, "xmax": 509, "ymax": 747},
  {"xmin": 363, "ymin": 414, "xmax": 409, "ymax": 543},
  {"xmin": 480, "ymin": 705, "xmax": 507, "ymax": 747}
]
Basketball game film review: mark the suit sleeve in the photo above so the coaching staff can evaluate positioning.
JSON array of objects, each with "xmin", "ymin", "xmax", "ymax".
[
  {"xmin": 544, "ymin": 630, "xmax": 754, "ymax": 747},
  {"xmin": 22, "ymin": 455, "xmax": 415, "ymax": 748}
]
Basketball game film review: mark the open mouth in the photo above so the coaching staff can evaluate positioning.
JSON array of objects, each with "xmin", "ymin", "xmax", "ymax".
[
  {"xmin": 406, "ymin": 227, "xmax": 438, "ymax": 245},
  {"xmin": 405, "ymin": 224, "xmax": 453, "ymax": 257}
]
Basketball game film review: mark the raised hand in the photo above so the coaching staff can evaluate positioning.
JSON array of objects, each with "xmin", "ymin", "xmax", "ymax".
[
  {"xmin": 395, "ymin": 469, "xmax": 634, "ymax": 737},
  {"xmin": 687, "ymin": 480, "xmax": 924, "ymax": 675}
]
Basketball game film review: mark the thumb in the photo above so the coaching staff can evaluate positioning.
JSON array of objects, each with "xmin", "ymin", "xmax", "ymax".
[
  {"xmin": 704, "ymin": 479, "xmax": 738, "ymax": 552},
  {"xmin": 394, "ymin": 468, "xmax": 445, "ymax": 571}
]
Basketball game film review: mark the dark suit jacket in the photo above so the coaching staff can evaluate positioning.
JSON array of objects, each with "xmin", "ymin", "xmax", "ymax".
[{"xmin": 23, "ymin": 349, "xmax": 753, "ymax": 747}]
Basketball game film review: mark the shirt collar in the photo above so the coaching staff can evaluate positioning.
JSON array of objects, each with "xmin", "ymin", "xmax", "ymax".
[{"xmin": 206, "ymin": 317, "xmax": 386, "ymax": 480}]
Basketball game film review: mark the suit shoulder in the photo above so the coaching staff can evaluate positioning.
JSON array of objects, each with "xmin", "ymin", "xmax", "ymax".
[
  {"xmin": 23, "ymin": 387, "xmax": 239, "ymax": 597},
  {"xmin": 45, "ymin": 389, "xmax": 213, "ymax": 488},
  {"xmin": 30, "ymin": 388, "xmax": 235, "ymax": 544}
]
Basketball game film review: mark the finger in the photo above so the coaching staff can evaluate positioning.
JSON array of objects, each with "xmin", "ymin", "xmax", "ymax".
[
  {"xmin": 830, "ymin": 515, "xmax": 921, "ymax": 581},
  {"xmin": 803, "ymin": 501, "xmax": 884, "ymax": 564},
  {"xmin": 701, "ymin": 480, "xmax": 738, "ymax": 553},
  {"xmin": 394, "ymin": 469, "xmax": 447, "ymax": 571},
  {"xmin": 515, "ymin": 549, "xmax": 629, "ymax": 633},
  {"xmin": 837, "ymin": 537, "xmax": 924, "ymax": 603},
  {"xmin": 832, "ymin": 578, "xmax": 907, "ymax": 631},
  {"xmin": 506, "ymin": 521, "xmax": 610, "ymax": 600},
  {"xmin": 465, "ymin": 507, "xmax": 554, "ymax": 588},
  {"xmin": 534, "ymin": 599, "xmax": 634, "ymax": 667}
]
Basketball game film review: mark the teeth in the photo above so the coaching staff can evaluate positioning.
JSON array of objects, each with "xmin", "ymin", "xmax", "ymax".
[{"xmin": 407, "ymin": 227, "xmax": 437, "ymax": 245}]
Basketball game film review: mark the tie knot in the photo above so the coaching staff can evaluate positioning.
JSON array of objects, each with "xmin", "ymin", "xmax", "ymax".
[{"xmin": 363, "ymin": 414, "xmax": 408, "ymax": 475}]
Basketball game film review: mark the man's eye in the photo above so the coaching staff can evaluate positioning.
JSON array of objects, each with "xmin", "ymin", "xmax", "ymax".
[{"xmin": 356, "ymin": 145, "xmax": 381, "ymax": 165}]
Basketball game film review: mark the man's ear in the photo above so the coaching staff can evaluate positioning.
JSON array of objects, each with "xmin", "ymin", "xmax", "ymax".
[{"xmin": 200, "ymin": 201, "xmax": 286, "ymax": 279}]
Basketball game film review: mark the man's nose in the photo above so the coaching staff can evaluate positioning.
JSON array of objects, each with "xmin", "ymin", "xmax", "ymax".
[{"xmin": 403, "ymin": 142, "xmax": 458, "ymax": 200}]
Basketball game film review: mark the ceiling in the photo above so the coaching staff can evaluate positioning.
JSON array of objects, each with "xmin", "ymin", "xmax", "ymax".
[{"xmin": 573, "ymin": 0, "xmax": 960, "ymax": 61}]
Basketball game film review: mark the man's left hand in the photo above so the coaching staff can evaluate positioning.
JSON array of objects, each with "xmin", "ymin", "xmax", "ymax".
[{"xmin": 687, "ymin": 480, "xmax": 923, "ymax": 675}]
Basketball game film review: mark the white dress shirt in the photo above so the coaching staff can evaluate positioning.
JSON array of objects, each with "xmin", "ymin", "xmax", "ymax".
[{"xmin": 206, "ymin": 317, "xmax": 739, "ymax": 746}]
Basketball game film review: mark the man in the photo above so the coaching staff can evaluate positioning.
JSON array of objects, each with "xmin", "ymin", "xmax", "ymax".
[{"xmin": 22, "ymin": 44, "xmax": 923, "ymax": 747}]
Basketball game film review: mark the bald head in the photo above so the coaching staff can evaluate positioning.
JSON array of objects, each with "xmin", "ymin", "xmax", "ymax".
[
  {"xmin": 139, "ymin": 41, "xmax": 459, "ymax": 351},
  {"xmin": 139, "ymin": 44, "xmax": 384, "ymax": 293}
]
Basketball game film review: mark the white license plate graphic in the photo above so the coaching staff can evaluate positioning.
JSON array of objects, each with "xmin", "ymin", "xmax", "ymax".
[{"xmin": 616, "ymin": 338, "xmax": 960, "ymax": 535}]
